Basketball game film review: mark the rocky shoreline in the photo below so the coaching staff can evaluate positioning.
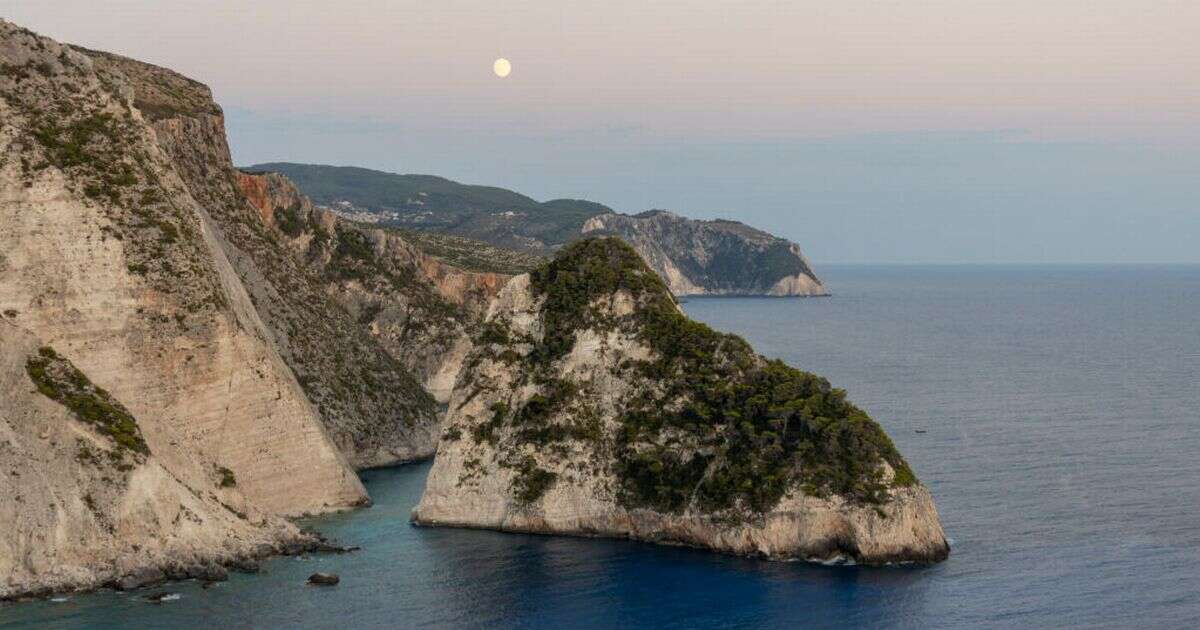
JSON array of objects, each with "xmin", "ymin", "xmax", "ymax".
[
  {"xmin": 1, "ymin": 530, "xmax": 357, "ymax": 603},
  {"xmin": 413, "ymin": 480, "xmax": 950, "ymax": 567},
  {"xmin": 411, "ymin": 510, "xmax": 950, "ymax": 567}
]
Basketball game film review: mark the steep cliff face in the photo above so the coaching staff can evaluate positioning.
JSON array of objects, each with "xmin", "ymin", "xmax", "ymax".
[
  {"xmin": 74, "ymin": 45, "xmax": 439, "ymax": 469},
  {"xmin": 0, "ymin": 20, "xmax": 365, "ymax": 515},
  {"xmin": 582, "ymin": 211, "xmax": 827, "ymax": 297},
  {"xmin": 235, "ymin": 170, "xmax": 513, "ymax": 403},
  {"xmin": 0, "ymin": 322, "xmax": 313, "ymax": 599},
  {"xmin": 414, "ymin": 238, "xmax": 946, "ymax": 564},
  {"xmin": 0, "ymin": 21, "xmax": 364, "ymax": 597}
]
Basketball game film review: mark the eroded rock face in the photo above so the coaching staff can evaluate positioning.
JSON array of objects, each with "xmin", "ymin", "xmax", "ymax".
[
  {"xmin": 0, "ymin": 20, "xmax": 366, "ymax": 517},
  {"xmin": 582, "ymin": 211, "xmax": 827, "ymax": 297},
  {"xmin": 0, "ymin": 20, "xmax": 385, "ymax": 597},
  {"xmin": 74, "ymin": 41, "xmax": 440, "ymax": 469},
  {"xmin": 0, "ymin": 321, "xmax": 314, "ymax": 600},
  {"xmin": 235, "ymin": 170, "xmax": 511, "ymax": 404},
  {"xmin": 414, "ymin": 238, "xmax": 947, "ymax": 564}
]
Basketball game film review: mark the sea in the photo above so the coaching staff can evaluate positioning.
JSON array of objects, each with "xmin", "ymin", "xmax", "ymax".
[{"xmin": 3, "ymin": 264, "xmax": 1198, "ymax": 629}]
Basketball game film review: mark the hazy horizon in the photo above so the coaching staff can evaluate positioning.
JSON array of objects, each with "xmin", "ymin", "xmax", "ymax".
[{"xmin": 4, "ymin": 1, "xmax": 1197, "ymax": 263}]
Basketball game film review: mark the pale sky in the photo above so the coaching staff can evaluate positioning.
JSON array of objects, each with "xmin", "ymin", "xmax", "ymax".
[{"xmin": 4, "ymin": 1, "xmax": 1198, "ymax": 262}]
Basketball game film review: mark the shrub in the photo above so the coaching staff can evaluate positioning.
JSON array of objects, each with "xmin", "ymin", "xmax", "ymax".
[
  {"xmin": 26, "ymin": 346, "xmax": 150, "ymax": 457},
  {"xmin": 511, "ymin": 456, "xmax": 557, "ymax": 505},
  {"xmin": 216, "ymin": 465, "xmax": 237, "ymax": 488},
  {"xmin": 494, "ymin": 238, "xmax": 917, "ymax": 514}
]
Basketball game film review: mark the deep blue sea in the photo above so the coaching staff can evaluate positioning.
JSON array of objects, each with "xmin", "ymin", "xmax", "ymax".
[{"xmin": 3, "ymin": 265, "xmax": 1199, "ymax": 629}]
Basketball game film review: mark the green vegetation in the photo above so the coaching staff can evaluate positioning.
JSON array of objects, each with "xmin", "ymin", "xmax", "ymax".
[
  {"xmin": 75, "ymin": 45, "xmax": 221, "ymax": 122},
  {"xmin": 32, "ymin": 113, "xmax": 119, "ymax": 170},
  {"xmin": 246, "ymin": 163, "xmax": 613, "ymax": 252},
  {"xmin": 328, "ymin": 226, "xmax": 379, "ymax": 281},
  {"xmin": 322, "ymin": 224, "xmax": 461, "ymax": 324},
  {"xmin": 274, "ymin": 202, "xmax": 307, "ymax": 237},
  {"xmin": 215, "ymin": 465, "xmax": 237, "ymax": 488},
  {"xmin": 511, "ymin": 456, "xmax": 558, "ymax": 505},
  {"xmin": 382, "ymin": 227, "xmax": 543, "ymax": 275},
  {"xmin": 528, "ymin": 237, "xmax": 669, "ymax": 362},
  {"xmin": 26, "ymin": 346, "xmax": 150, "ymax": 457},
  {"xmin": 480, "ymin": 237, "xmax": 914, "ymax": 514},
  {"xmin": 470, "ymin": 402, "xmax": 509, "ymax": 446}
]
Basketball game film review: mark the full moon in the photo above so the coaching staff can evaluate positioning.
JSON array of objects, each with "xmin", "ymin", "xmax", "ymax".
[{"xmin": 493, "ymin": 58, "xmax": 512, "ymax": 78}]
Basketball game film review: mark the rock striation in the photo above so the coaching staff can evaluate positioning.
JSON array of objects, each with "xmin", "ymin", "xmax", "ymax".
[
  {"xmin": 0, "ymin": 21, "xmax": 440, "ymax": 597},
  {"xmin": 414, "ymin": 238, "xmax": 946, "ymax": 564},
  {"xmin": 582, "ymin": 210, "xmax": 827, "ymax": 297},
  {"xmin": 0, "ymin": 321, "xmax": 327, "ymax": 599},
  {"xmin": 0, "ymin": 19, "xmax": 366, "ymax": 517},
  {"xmin": 75, "ymin": 42, "xmax": 440, "ymax": 469}
]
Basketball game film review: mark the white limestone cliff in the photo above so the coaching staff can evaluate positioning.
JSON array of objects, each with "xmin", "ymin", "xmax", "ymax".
[
  {"xmin": 0, "ymin": 20, "xmax": 365, "ymax": 598},
  {"xmin": 414, "ymin": 240, "xmax": 946, "ymax": 564}
]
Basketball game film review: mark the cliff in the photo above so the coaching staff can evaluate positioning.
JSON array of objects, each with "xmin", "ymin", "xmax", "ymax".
[
  {"xmin": 582, "ymin": 211, "xmax": 826, "ymax": 296},
  {"xmin": 76, "ymin": 44, "xmax": 440, "ymax": 469},
  {"xmin": 235, "ymin": 170, "xmax": 517, "ymax": 402},
  {"xmin": 413, "ymin": 238, "xmax": 946, "ymax": 564},
  {"xmin": 0, "ymin": 322, "xmax": 314, "ymax": 599},
  {"xmin": 0, "ymin": 21, "xmax": 426, "ymax": 597}
]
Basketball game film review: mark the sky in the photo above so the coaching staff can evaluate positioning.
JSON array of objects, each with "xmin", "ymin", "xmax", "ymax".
[{"xmin": 3, "ymin": 0, "xmax": 1198, "ymax": 263}]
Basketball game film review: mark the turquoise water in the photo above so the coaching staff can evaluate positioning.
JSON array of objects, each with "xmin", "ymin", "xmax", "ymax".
[{"xmin": 3, "ymin": 265, "xmax": 1199, "ymax": 628}]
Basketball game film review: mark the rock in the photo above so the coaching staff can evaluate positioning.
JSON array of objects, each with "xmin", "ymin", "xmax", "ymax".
[
  {"xmin": 191, "ymin": 564, "xmax": 228, "ymax": 582},
  {"xmin": 144, "ymin": 591, "xmax": 178, "ymax": 603},
  {"xmin": 582, "ymin": 210, "xmax": 828, "ymax": 296},
  {"xmin": 235, "ymin": 171, "xmax": 512, "ymax": 411},
  {"xmin": 302, "ymin": 531, "xmax": 360, "ymax": 554},
  {"xmin": 230, "ymin": 558, "xmax": 261, "ymax": 574},
  {"xmin": 413, "ymin": 239, "xmax": 948, "ymax": 565},
  {"xmin": 1, "ymin": 17, "xmax": 384, "ymax": 602},
  {"xmin": 116, "ymin": 568, "xmax": 166, "ymax": 591},
  {"xmin": 314, "ymin": 542, "xmax": 360, "ymax": 554},
  {"xmin": 307, "ymin": 572, "xmax": 339, "ymax": 586},
  {"xmin": 281, "ymin": 541, "xmax": 309, "ymax": 556}
]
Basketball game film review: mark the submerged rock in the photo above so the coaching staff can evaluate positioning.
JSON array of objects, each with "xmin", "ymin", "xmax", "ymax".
[
  {"xmin": 413, "ymin": 238, "xmax": 948, "ymax": 565},
  {"xmin": 307, "ymin": 572, "xmax": 340, "ymax": 586}
]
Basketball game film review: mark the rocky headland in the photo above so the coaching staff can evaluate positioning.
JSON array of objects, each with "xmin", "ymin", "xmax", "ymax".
[
  {"xmin": 413, "ymin": 238, "xmax": 946, "ymax": 564},
  {"xmin": 582, "ymin": 210, "xmax": 827, "ymax": 297}
]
